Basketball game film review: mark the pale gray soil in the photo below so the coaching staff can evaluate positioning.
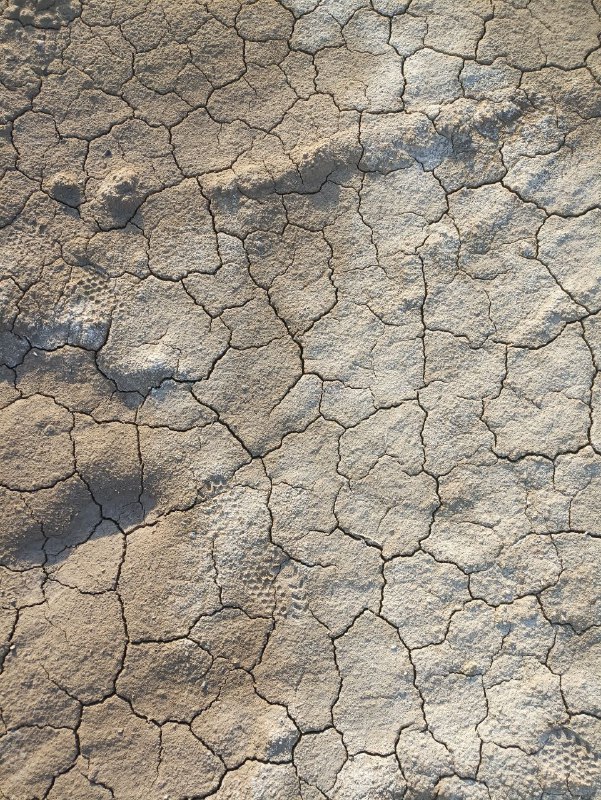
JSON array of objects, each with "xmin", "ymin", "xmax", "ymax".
[{"xmin": 1, "ymin": 0, "xmax": 601, "ymax": 798}]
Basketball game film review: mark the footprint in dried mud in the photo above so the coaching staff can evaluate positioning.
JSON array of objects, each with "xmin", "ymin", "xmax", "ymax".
[
  {"xmin": 13, "ymin": 262, "xmax": 116, "ymax": 351},
  {"xmin": 536, "ymin": 727, "xmax": 601, "ymax": 798},
  {"xmin": 202, "ymin": 485, "xmax": 309, "ymax": 621},
  {"xmin": 274, "ymin": 558, "xmax": 309, "ymax": 622},
  {"xmin": 235, "ymin": 549, "xmax": 309, "ymax": 622},
  {"xmin": 199, "ymin": 472, "xmax": 229, "ymax": 501}
]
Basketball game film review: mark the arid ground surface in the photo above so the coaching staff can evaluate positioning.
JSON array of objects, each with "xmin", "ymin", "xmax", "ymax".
[{"xmin": 1, "ymin": 0, "xmax": 601, "ymax": 797}]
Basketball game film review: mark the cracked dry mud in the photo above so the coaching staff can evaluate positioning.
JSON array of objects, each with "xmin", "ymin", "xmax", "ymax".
[{"xmin": 1, "ymin": 1, "xmax": 601, "ymax": 799}]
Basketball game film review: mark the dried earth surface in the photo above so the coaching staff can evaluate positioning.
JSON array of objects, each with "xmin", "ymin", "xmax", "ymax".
[{"xmin": 1, "ymin": 0, "xmax": 601, "ymax": 798}]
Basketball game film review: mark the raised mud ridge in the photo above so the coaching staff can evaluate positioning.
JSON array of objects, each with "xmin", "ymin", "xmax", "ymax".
[{"xmin": 2, "ymin": 0, "xmax": 601, "ymax": 798}]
